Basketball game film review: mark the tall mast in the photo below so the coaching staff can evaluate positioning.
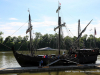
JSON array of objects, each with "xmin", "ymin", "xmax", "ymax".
[
  {"xmin": 57, "ymin": 2, "xmax": 61, "ymax": 55},
  {"xmin": 27, "ymin": 9, "xmax": 33, "ymax": 56},
  {"xmin": 58, "ymin": 17, "xmax": 61, "ymax": 55},
  {"xmin": 55, "ymin": 2, "xmax": 65, "ymax": 55},
  {"xmin": 26, "ymin": 9, "xmax": 33, "ymax": 56},
  {"xmin": 78, "ymin": 19, "xmax": 80, "ymax": 48},
  {"xmin": 29, "ymin": 14, "xmax": 32, "ymax": 56},
  {"xmin": 94, "ymin": 27, "xmax": 96, "ymax": 48}
]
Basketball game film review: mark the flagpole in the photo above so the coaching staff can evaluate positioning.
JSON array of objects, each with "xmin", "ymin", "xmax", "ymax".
[
  {"xmin": 58, "ymin": 1, "xmax": 59, "ymax": 23},
  {"xmin": 90, "ymin": 29, "xmax": 92, "ymax": 48}
]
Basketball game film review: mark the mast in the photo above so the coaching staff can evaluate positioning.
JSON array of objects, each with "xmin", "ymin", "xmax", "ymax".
[
  {"xmin": 58, "ymin": 4, "xmax": 60, "ymax": 55},
  {"xmin": 55, "ymin": 2, "xmax": 65, "ymax": 55},
  {"xmin": 56, "ymin": 2, "xmax": 61, "ymax": 55},
  {"xmin": 29, "ymin": 14, "xmax": 33, "ymax": 56},
  {"xmin": 75, "ymin": 19, "xmax": 93, "ymax": 42},
  {"xmin": 58, "ymin": 17, "xmax": 61, "ymax": 55},
  {"xmin": 78, "ymin": 19, "xmax": 80, "ymax": 48},
  {"xmin": 94, "ymin": 27, "xmax": 96, "ymax": 48},
  {"xmin": 26, "ymin": 9, "xmax": 33, "ymax": 56}
]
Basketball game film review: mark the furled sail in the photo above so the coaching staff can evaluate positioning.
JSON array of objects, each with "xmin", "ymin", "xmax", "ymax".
[
  {"xmin": 75, "ymin": 19, "xmax": 93, "ymax": 42},
  {"xmin": 26, "ymin": 14, "xmax": 32, "ymax": 34}
]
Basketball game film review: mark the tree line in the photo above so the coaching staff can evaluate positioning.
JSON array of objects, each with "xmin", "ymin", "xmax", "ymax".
[{"xmin": 0, "ymin": 31, "xmax": 100, "ymax": 51}]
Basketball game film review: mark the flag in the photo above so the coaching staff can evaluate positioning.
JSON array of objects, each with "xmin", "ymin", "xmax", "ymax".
[
  {"xmin": 28, "ymin": 8, "xmax": 30, "ymax": 12},
  {"xmin": 28, "ymin": 10, "xmax": 29, "ymax": 12},
  {"xmin": 58, "ymin": 1, "xmax": 61, "ymax": 5},
  {"xmin": 26, "ymin": 29, "xmax": 29, "ymax": 34},
  {"xmin": 26, "ymin": 26, "xmax": 32, "ymax": 34},
  {"xmin": 95, "ymin": 28, "xmax": 96, "ymax": 35},
  {"xmin": 59, "ymin": 2, "xmax": 61, "ymax": 5}
]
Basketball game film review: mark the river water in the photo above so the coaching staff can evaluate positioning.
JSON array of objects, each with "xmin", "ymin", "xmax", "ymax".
[{"xmin": 0, "ymin": 51, "xmax": 100, "ymax": 75}]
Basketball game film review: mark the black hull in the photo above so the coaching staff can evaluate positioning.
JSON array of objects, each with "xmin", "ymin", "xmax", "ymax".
[
  {"xmin": 77, "ymin": 55, "xmax": 97, "ymax": 64},
  {"xmin": 14, "ymin": 53, "xmax": 55, "ymax": 67},
  {"xmin": 14, "ymin": 52, "xmax": 98, "ymax": 67},
  {"xmin": 12, "ymin": 47, "xmax": 59, "ymax": 67},
  {"xmin": 12, "ymin": 47, "xmax": 99, "ymax": 67},
  {"xmin": 69, "ymin": 48, "xmax": 99, "ymax": 64},
  {"xmin": 77, "ymin": 48, "xmax": 99, "ymax": 64}
]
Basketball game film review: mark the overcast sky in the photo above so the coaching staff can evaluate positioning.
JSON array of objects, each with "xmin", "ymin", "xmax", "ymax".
[{"xmin": 0, "ymin": 0, "xmax": 100, "ymax": 39}]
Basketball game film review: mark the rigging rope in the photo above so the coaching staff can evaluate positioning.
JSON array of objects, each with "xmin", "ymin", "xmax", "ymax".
[
  {"xmin": 0, "ymin": 43, "xmax": 11, "ymax": 50},
  {"xmin": 17, "ymin": 39, "xmax": 27, "ymax": 51},
  {"xmin": 10, "ymin": 21, "xmax": 28, "ymax": 37},
  {"xmin": 0, "ymin": 21, "xmax": 28, "ymax": 50},
  {"xmin": 65, "ymin": 25, "xmax": 74, "ymax": 37}
]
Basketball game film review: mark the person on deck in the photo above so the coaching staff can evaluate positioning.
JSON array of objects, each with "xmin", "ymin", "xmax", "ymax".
[
  {"xmin": 58, "ymin": 54, "xmax": 60, "ymax": 59},
  {"xmin": 41, "ymin": 60, "xmax": 43, "ymax": 66},
  {"xmin": 43, "ymin": 55, "xmax": 46, "ymax": 58},
  {"xmin": 46, "ymin": 54, "xmax": 48, "ymax": 58},
  {"xmin": 63, "ymin": 51, "xmax": 65, "ymax": 55},
  {"xmin": 39, "ymin": 61, "xmax": 41, "ymax": 66}
]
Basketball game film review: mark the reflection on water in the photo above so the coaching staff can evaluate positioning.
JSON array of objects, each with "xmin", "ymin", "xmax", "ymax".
[
  {"xmin": 96, "ymin": 55, "xmax": 100, "ymax": 64},
  {"xmin": 0, "ymin": 52, "xmax": 100, "ymax": 75},
  {"xmin": 0, "ymin": 51, "xmax": 20, "ymax": 68}
]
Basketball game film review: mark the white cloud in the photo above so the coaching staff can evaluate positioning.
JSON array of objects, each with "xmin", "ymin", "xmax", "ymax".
[
  {"xmin": 0, "ymin": 22, "xmax": 28, "ymax": 39},
  {"xmin": 1, "ymin": 16, "xmax": 100, "ymax": 40},
  {"xmin": 42, "ymin": 16, "xmax": 56, "ymax": 21},
  {"xmin": 0, "ymin": 22, "xmax": 27, "ymax": 27},
  {"xmin": 32, "ymin": 21, "xmax": 57, "ymax": 27},
  {"xmin": 0, "ymin": 20, "xmax": 57, "ymax": 39},
  {"xmin": 9, "ymin": 18, "xmax": 18, "ymax": 20},
  {"xmin": 31, "ymin": 16, "xmax": 57, "ymax": 27}
]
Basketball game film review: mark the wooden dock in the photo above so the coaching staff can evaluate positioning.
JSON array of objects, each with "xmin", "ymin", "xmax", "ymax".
[{"xmin": 0, "ymin": 64, "xmax": 100, "ymax": 74}]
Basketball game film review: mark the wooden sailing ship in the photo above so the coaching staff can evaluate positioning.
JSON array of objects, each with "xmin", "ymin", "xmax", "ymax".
[
  {"xmin": 12, "ymin": 6, "xmax": 67, "ymax": 67},
  {"xmin": 12, "ymin": 5, "xmax": 100, "ymax": 67}
]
